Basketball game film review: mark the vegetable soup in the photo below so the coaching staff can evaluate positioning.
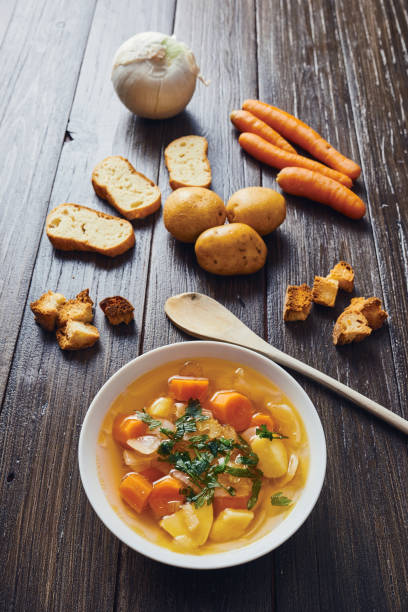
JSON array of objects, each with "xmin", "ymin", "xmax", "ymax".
[{"xmin": 97, "ymin": 358, "xmax": 309, "ymax": 554}]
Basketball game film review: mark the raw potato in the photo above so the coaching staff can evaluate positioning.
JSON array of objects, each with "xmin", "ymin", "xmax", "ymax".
[
  {"xmin": 226, "ymin": 187, "xmax": 286, "ymax": 236},
  {"xmin": 195, "ymin": 223, "xmax": 267, "ymax": 276},
  {"xmin": 209, "ymin": 509, "xmax": 254, "ymax": 543},
  {"xmin": 163, "ymin": 187, "xmax": 226, "ymax": 243}
]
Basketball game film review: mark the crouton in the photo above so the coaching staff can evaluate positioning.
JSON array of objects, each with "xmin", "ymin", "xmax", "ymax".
[
  {"xmin": 346, "ymin": 297, "xmax": 388, "ymax": 330},
  {"xmin": 283, "ymin": 284, "xmax": 313, "ymax": 321},
  {"xmin": 56, "ymin": 320, "xmax": 99, "ymax": 350},
  {"xmin": 100, "ymin": 296, "xmax": 134, "ymax": 325},
  {"xmin": 312, "ymin": 276, "xmax": 339, "ymax": 307},
  {"xmin": 30, "ymin": 291, "xmax": 67, "ymax": 331},
  {"xmin": 328, "ymin": 261, "xmax": 354, "ymax": 292},
  {"xmin": 333, "ymin": 311, "xmax": 372, "ymax": 345},
  {"xmin": 57, "ymin": 289, "xmax": 94, "ymax": 327}
]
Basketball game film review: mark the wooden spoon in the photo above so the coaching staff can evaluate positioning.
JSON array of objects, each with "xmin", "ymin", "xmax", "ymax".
[{"xmin": 165, "ymin": 292, "xmax": 408, "ymax": 435}]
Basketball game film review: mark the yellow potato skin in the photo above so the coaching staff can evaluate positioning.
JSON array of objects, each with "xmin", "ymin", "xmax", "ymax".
[
  {"xmin": 226, "ymin": 187, "xmax": 286, "ymax": 236},
  {"xmin": 164, "ymin": 187, "xmax": 226, "ymax": 243},
  {"xmin": 195, "ymin": 223, "xmax": 267, "ymax": 276}
]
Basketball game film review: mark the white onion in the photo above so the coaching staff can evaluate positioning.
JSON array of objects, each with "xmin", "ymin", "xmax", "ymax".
[
  {"xmin": 111, "ymin": 31, "xmax": 205, "ymax": 119},
  {"xmin": 127, "ymin": 435, "xmax": 161, "ymax": 455},
  {"xmin": 241, "ymin": 427, "xmax": 257, "ymax": 444}
]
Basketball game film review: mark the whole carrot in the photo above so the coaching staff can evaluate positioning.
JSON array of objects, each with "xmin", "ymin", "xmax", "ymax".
[
  {"xmin": 276, "ymin": 167, "xmax": 366, "ymax": 219},
  {"xmin": 239, "ymin": 132, "xmax": 353, "ymax": 188},
  {"xmin": 230, "ymin": 109, "xmax": 296, "ymax": 154},
  {"xmin": 243, "ymin": 99, "xmax": 361, "ymax": 180}
]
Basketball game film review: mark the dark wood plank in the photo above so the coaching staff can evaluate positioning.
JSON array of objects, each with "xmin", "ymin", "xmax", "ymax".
[
  {"xmin": 0, "ymin": 2, "xmax": 175, "ymax": 611},
  {"xmin": 256, "ymin": 1, "xmax": 408, "ymax": 610},
  {"xmin": 0, "ymin": 0, "xmax": 97, "ymax": 404},
  {"xmin": 114, "ymin": 2, "xmax": 274, "ymax": 611}
]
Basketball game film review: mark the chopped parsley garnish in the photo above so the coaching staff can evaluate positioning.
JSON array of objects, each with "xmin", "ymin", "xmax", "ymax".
[
  {"xmin": 270, "ymin": 491, "xmax": 292, "ymax": 506},
  {"xmin": 153, "ymin": 398, "xmax": 264, "ymax": 509},
  {"xmin": 256, "ymin": 424, "xmax": 289, "ymax": 440},
  {"xmin": 134, "ymin": 409, "xmax": 161, "ymax": 430}
]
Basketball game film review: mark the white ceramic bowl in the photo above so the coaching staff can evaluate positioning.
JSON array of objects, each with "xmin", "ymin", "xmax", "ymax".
[{"xmin": 79, "ymin": 341, "xmax": 326, "ymax": 569}]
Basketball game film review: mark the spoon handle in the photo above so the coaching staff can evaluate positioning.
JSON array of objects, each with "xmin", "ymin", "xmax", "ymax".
[{"xmin": 237, "ymin": 335, "xmax": 408, "ymax": 435}]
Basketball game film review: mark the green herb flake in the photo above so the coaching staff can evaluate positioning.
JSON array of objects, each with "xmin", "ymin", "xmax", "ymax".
[
  {"xmin": 256, "ymin": 424, "xmax": 289, "ymax": 440},
  {"xmin": 248, "ymin": 478, "xmax": 262, "ymax": 510},
  {"xmin": 270, "ymin": 491, "xmax": 292, "ymax": 506},
  {"xmin": 134, "ymin": 409, "xmax": 161, "ymax": 430}
]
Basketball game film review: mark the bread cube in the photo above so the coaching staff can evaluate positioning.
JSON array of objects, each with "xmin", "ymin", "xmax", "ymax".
[
  {"xmin": 346, "ymin": 297, "xmax": 388, "ymax": 330},
  {"xmin": 328, "ymin": 261, "xmax": 354, "ymax": 292},
  {"xmin": 250, "ymin": 437, "xmax": 288, "ymax": 478},
  {"xmin": 312, "ymin": 276, "xmax": 339, "ymax": 307},
  {"xmin": 283, "ymin": 284, "xmax": 313, "ymax": 321},
  {"xmin": 209, "ymin": 509, "xmax": 254, "ymax": 543},
  {"xmin": 99, "ymin": 295, "xmax": 134, "ymax": 325},
  {"xmin": 57, "ymin": 289, "xmax": 93, "ymax": 327},
  {"xmin": 56, "ymin": 320, "xmax": 99, "ymax": 350},
  {"xmin": 30, "ymin": 290, "xmax": 67, "ymax": 331},
  {"xmin": 332, "ymin": 311, "xmax": 372, "ymax": 345}
]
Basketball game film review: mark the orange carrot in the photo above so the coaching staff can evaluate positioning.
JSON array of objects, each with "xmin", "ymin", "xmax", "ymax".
[
  {"xmin": 239, "ymin": 132, "xmax": 353, "ymax": 188},
  {"xmin": 230, "ymin": 109, "xmax": 297, "ymax": 154},
  {"xmin": 251, "ymin": 412, "xmax": 275, "ymax": 431},
  {"xmin": 140, "ymin": 467, "xmax": 166, "ymax": 483},
  {"xmin": 112, "ymin": 414, "xmax": 148, "ymax": 448},
  {"xmin": 213, "ymin": 494, "xmax": 250, "ymax": 515},
  {"xmin": 168, "ymin": 376, "xmax": 209, "ymax": 402},
  {"xmin": 119, "ymin": 473, "xmax": 153, "ymax": 513},
  {"xmin": 277, "ymin": 167, "xmax": 366, "ymax": 219},
  {"xmin": 210, "ymin": 391, "xmax": 253, "ymax": 432},
  {"xmin": 148, "ymin": 476, "xmax": 185, "ymax": 518},
  {"xmin": 243, "ymin": 100, "xmax": 361, "ymax": 180}
]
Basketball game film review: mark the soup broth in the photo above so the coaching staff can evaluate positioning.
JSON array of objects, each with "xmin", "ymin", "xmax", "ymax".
[{"xmin": 97, "ymin": 357, "xmax": 309, "ymax": 555}]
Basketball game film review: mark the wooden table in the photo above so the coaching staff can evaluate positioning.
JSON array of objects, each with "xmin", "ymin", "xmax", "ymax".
[{"xmin": 1, "ymin": 1, "xmax": 407, "ymax": 610}]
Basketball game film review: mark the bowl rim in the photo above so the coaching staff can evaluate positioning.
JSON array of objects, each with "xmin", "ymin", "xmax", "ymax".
[{"xmin": 78, "ymin": 340, "xmax": 326, "ymax": 569}]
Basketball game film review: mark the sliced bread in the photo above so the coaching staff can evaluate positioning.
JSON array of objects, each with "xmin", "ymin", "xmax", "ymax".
[
  {"xmin": 92, "ymin": 156, "xmax": 161, "ymax": 220},
  {"xmin": 164, "ymin": 135, "xmax": 212, "ymax": 190},
  {"xmin": 46, "ymin": 203, "xmax": 135, "ymax": 257}
]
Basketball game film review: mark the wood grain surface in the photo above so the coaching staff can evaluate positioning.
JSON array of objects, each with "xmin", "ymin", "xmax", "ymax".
[{"xmin": 0, "ymin": 1, "xmax": 407, "ymax": 611}]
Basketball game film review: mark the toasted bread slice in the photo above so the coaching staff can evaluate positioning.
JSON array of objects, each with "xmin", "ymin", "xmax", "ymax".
[
  {"xmin": 333, "ymin": 311, "xmax": 372, "ymax": 345},
  {"xmin": 30, "ymin": 291, "xmax": 67, "ymax": 331},
  {"xmin": 164, "ymin": 135, "xmax": 212, "ymax": 190},
  {"xmin": 283, "ymin": 284, "xmax": 313, "ymax": 321},
  {"xmin": 92, "ymin": 156, "xmax": 161, "ymax": 220},
  {"xmin": 328, "ymin": 261, "xmax": 354, "ymax": 292},
  {"xmin": 56, "ymin": 320, "xmax": 99, "ymax": 351},
  {"xmin": 46, "ymin": 203, "xmax": 135, "ymax": 257},
  {"xmin": 345, "ymin": 297, "xmax": 388, "ymax": 330},
  {"xmin": 100, "ymin": 296, "xmax": 134, "ymax": 325},
  {"xmin": 57, "ymin": 289, "xmax": 94, "ymax": 328},
  {"xmin": 312, "ymin": 276, "xmax": 339, "ymax": 307}
]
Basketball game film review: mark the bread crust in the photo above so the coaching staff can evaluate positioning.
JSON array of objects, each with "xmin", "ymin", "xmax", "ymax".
[
  {"xmin": 56, "ymin": 320, "xmax": 99, "ymax": 350},
  {"xmin": 30, "ymin": 290, "xmax": 67, "ymax": 331},
  {"xmin": 328, "ymin": 261, "xmax": 354, "ymax": 292},
  {"xmin": 345, "ymin": 297, "xmax": 388, "ymax": 330},
  {"xmin": 164, "ymin": 136, "xmax": 212, "ymax": 190},
  {"xmin": 57, "ymin": 289, "xmax": 94, "ymax": 328},
  {"xmin": 283, "ymin": 284, "xmax": 313, "ymax": 321},
  {"xmin": 92, "ymin": 156, "xmax": 161, "ymax": 220},
  {"xmin": 333, "ymin": 311, "xmax": 372, "ymax": 345},
  {"xmin": 100, "ymin": 296, "xmax": 134, "ymax": 325},
  {"xmin": 46, "ymin": 203, "xmax": 135, "ymax": 257}
]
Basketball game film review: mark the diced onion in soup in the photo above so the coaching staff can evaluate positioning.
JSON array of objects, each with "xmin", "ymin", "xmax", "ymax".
[
  {"xmin": 169, "ymin": 469, "xmax": 197, "ymax": 490},
  {"xmin": 122, "ymin": 450, "xmax": 152, "ymax": 471},
  {"xmin": 241, "ymin": 426, "xmax": 257, "ymax": 444},
  {"xmin": 127, "ymin": 435, "xmax": 161, "ymax": 455},
  {"xmin": 157, "ymin": 418, "xmax": 176, "ymax": 432},
  {"xmin": 275, "ymin": 453, "xmax": 299, "ymax": 487}
]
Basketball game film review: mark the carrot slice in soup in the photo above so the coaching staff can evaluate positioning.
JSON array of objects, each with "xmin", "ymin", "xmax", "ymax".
[
  {"xmin": 149, "ymin": 476, "xmax": 185, "ymax": 518},
  {"xmin": 168, "ymin": 376, "xmax": 209, "ymax": 402},
  {"xmin": 139, "ymin": 467, "xmax": 166, "ymax": 483},
  {"xmin": 210, "ymin": 391, "xmax": 253, "ymax": 432},
  {"xmin": 113, "ymin": 414, "xmax": 148, "ymax": 448},
  {"xmin": 251, "ymin": 412, "xmax": 275, "ymax": 431},
  {"xmin": 213, "ymin": 495, "xmax": 250, "ymax": 515},
  {"xmin": 119, "ymin": 473, "xmax": 153, "ymax": 513}
]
